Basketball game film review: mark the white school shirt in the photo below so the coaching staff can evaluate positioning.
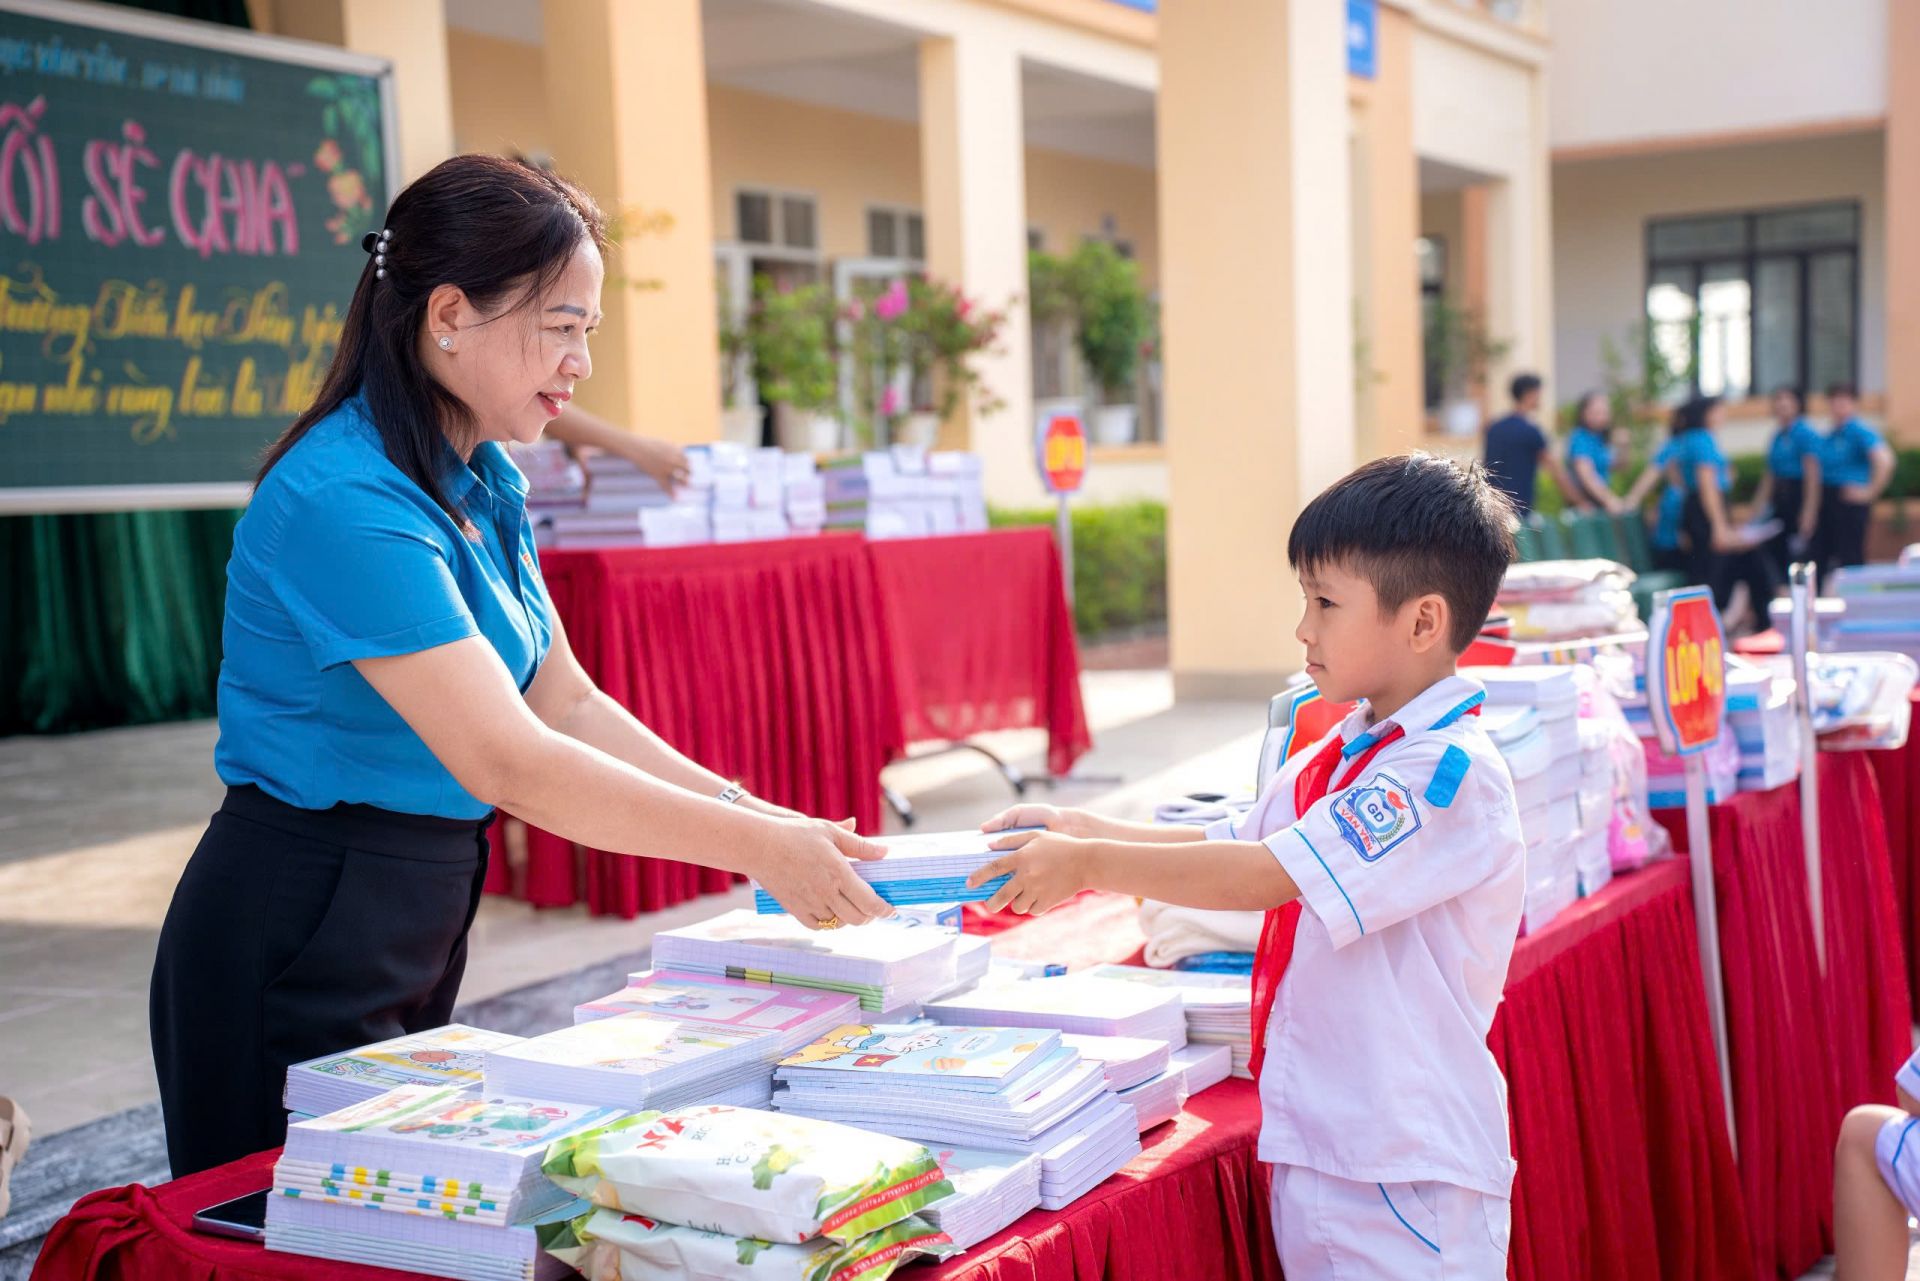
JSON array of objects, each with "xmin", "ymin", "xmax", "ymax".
[{"xmin": 1204, "ymin": 673, "xmax": 1526, "ymax": 1197}]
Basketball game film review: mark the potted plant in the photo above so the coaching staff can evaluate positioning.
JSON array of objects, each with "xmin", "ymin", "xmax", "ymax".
[
  {"xmin": 901, "ymin": 277, "xmax": 1006, "ymax": 446},
  {"xmin": 1028, "ymin": 242, "xmax": 1150, "ymax": 445},
  {"xmin": 1425, "ymin": 298, "xmax": 1508, "ymax": 437},
  {"xmin": 845, "ymin": 277, "xmax": 914, "ymax": 448},
  {"xmin": 716, "ymin": 291, "xmax": 761, "ymax": 446},
  {"xmin": 748, "ymin": 278, "xmax": 840, "ymax": 454}
]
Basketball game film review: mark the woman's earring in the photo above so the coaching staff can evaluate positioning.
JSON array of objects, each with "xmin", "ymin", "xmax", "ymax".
[{"xmin": 438, "ymin": 336, "xmax": 453, "ymax": 351}]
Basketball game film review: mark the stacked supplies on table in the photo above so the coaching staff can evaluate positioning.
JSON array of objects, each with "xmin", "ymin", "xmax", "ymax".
[
  {"xmin": 514, "ymin": 442, "xmax": 585, "ymax": 516},
  {"xmin": 821, "ymin": 447, "xmax": 989, "ymax": 539},
  {"xmin": 1573, "ymin": 662, "xmax": 1667, "ymax": 877},
  {"xmin": 930, "ymin": 934, "xmax": 995, "ymax": 1003},
  {"xmin": 1726, "ymin": 664, "xmax": 1801, "ymax": 791},
  {"xmin": 773, "ymin": 1025, "xmax": 1109, "ymax": 1151},
  {"xmin": 925, "ymin": 973, "xmax": 1188, "ymax": 1049},
  {"xmin": 1803, "ymin": 652, "xmax": 1918, "ymax": 750},
  {"xmin": 572, "ymin": 971, "xmax": 858, "ymax": 1061},
  {"xmin": 1083, "ymin": 965, "xmax": 1251, "ymax": 1078},
  {"xmin": 267, "ymin": 1083, "xmax": 624, "ymax": 1281},
  {"xmin": 752, "ymin": 828, "xmax": 1037, "ymax": 913},
  {"xmin": 651, "ymin": 909, "xmax": 961, "ymax": 1013},
  {"xmin": 1476, "ymin": 664, "xmax": 1582, "ymax": 759},
  {"xmin": 920, "ymin": 1147, "xmax": 1042, "ymax": 1250},
  {"xmin": 1474, "ymin": 666, "xmax": 1588, "ymax": 930},
  {"xmin": 1571, "ymin": 719, "xmax": 1616, "ymax": 896},
  {"xmin": 1058, "ymin": 1035, "xmax": 1171, "ymax": 1093},
  {"xmin": 783, "ymin": 450, "xmax": 827, "ymax": 535},
  {"xmin": 484, "ymin": 1009, "xmax": 789, "ymax": 1112},
  {"xmin": 1113, "ymin": 1064, "xmax": 1186, "ymax": 1133},
  {"xmin": 1806, "ymin": 563, "xmax": 1920, "ymax": 666},
  {"xmin": 1032, "ymin": 1094, "xmax": 1141, "ymax": 1211},
  {"xmin": 711, "ymin": 446, "xmax": 792, "ymax": 545},
  {"xmin": 542, "ymin": 1105, "xmax": 958, "ymax": 1279},
  {"xmin": 1497, "ymin": 560, "xmax": 1640, "ymax": 642},
  {"xmin": 285, "ymin": 1026, "xmax": 524, "ymax": 1118},
  {"xmin": 1170, "ymin": 1043, "xmax": 1233, "ymax": 1096}
]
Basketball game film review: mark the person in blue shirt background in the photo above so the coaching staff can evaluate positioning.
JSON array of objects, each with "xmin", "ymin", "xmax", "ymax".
[
  {"xmin": 1749, "ymin": 386, "xmax": 1822, "ymax": 572},
  {"xmin": 1813, "ymin": 381, "xmax": 1895, "ymax": 581},
  {"xmin": 1482, "ymin": 373, "xmax": 1586, "ymax": 517},
  {"xmin": 1564, "ymin": 391, "xmax": 1626, "ymax": 514},
  {"xmin": 1671, "ymin": 396, "xmax": 1779, "ymax": 634},
  {"xmin": 149, "ymin": 155, "xmax": 891, "ymax": 1178}
]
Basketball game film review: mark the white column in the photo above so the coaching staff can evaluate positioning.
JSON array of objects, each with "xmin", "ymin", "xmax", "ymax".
[{"xmin": 920, "ymin": 34, "xmax": 1038, "ymax": 502}]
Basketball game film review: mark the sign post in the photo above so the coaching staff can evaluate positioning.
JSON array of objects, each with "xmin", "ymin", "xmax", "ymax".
[
  {"xmin": 1647, "ymin": 586, "xmax": 1735, "ymax": 1152},
  {"xmin": 1035, "ymin": 407, "xmax": 1088, "ymax": 608},
  {"xmin": 1788, "ymin": 560, "xmax": 1826, "ymax": 971}
]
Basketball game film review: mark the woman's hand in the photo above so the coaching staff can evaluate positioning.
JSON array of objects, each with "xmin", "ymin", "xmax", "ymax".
[
  {"xmin": 616, "ymin": 436, "xmax": 692, "ymax": 495},
  {"xmin": 967, "ymin": 832, "xmax": 1096, "ymax": 915},
  {"xmin": 1841, "ymin": 483, "xmax": 1874, "ymax": 505},
  {"xmin": 980, "ymin": 803, "xmax": 1109, "ymax": 843},
  {"xmin": 751, "ymin": 817, "xmax": 893, "ymax": 929}
]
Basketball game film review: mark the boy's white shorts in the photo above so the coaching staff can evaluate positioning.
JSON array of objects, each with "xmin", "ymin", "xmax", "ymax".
[
  {"xmin": 1876, "ymin": 1114, "xmax": 1920, "ymax": 1218},
  {"xmin": 1269, "ymin": 1163, "xmax": 1511, "ymax": 1280}
]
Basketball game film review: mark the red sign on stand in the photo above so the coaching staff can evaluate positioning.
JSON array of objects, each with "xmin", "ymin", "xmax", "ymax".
[
  {"xmin": 1038, "ymin": 414, "xmax": 1087, "ymax": 495},
  {"xmin": 1648, "ymin": 587, "xmax": 1727, "ymax": 756}
]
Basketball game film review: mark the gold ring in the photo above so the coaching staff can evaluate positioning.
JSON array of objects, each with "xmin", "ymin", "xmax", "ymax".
[{"xmin": 816, "ymin": 915, "xmax": 842, "ymax": 930}]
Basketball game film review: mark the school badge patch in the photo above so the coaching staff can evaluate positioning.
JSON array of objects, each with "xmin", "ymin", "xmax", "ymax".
[{"xmin": 1331, "ymin": 773, "xmax": 1422, "ymax": 862}]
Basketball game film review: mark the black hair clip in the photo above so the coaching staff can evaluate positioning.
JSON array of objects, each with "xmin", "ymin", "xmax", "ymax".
[{"xmin": 361, "ymin": 227, "xmax": 393, "ymax": 279}]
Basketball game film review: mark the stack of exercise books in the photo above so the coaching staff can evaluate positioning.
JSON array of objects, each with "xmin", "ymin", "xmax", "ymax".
[
  {"xmin": 1082, "ymin": 965, "xmax": 1251, "ymax": 1078},
  {"xmin": 483, "ymin": 1010, "xmax": 783, "ymax": 1112},
  {"xmin": 650, "ymin": 909, "xmax": 961, "ymax": 1013},
  {"xmin": 1057, "ymin": 1034, "xmax": 1170, "ymax": 1093},
  {"xmin": 751, "ymin": 828, "xmax": 1037, "ymax": 913},
  {"xmin": 921, "ymin": 1147, "xmax": 1042, "ymax": 1250},
  {"xmin": 1114, "ymin": 1065, "xmax": 1187, "ymax": 1133},
  {"xmin": 1032, "ymin": 1094, "xmax": 1142, "ymax": 1211},
  {"xmin": 285, "ymin": 1026, "xmax": 524, "ymax": 1119},
  {"xmin": 925, "ymin": 973, "xmax": 1188, "ymax": 1049},
  {"xmin": 1726, "ymin": 664, "xmax": 1801, "ymax": 792},
  {"xmin": 1171, "ymin": 1043, "xmax": 1233, "ymax": 1096},
  {"xmin": 267, "ymin": 1083, "xmax": 621, "ymax": 1281},
  {"xmin": 773, "ymin": 1025, "xmax": 1108, "ymax": 1150},
  {"xmin": 571, "ymin": 971, "xmax": 857, "ymax": 1052}
]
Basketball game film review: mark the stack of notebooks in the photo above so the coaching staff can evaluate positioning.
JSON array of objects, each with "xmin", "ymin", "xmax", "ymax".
[
  {"xmin": 483, "ymin": 1008, "xmax": 794, "ymax": 1112},
  {"xmin": 651, "ymin": 909, "xmax": 961, "ymax": 1014},
  {"xmin": 285, "ymin": 1026, "xmax": 524, "ymax": 1119},
  {"xmin": 1083, "ymin": 966, "xmax": 1251, "ymax": 1078},
  {"xmin": 773, "ymin": 1024, "xmax": 1109, "ymax": 1152},
  {"xmin": 1033, "ymin": 1094, "xmax": 1142, "ymax": 1211},
  {"xmin": 1726, "ymin": 664, "xmax": 1801, "ymax": 792},
  {"xmin": 1112, "ymin": 1064, "xmax": 1186, "ymax": 1133},
  {"xmin": 922, "ymin": 1147, "xmax": 1042, "ymax": 1250},
  {"xmin": 1171, "ymin": 1043, "xmax": 1233, "ymax": 1096},
  {"xmin": 267, "ymin": 1083, "xmax": 621, "ymax": 1281},
  {"xmin": 931, "ymin": 934, "xmax": 995, "ymax": 1003},
  {"xmin": 1571, "ymin": 718, "xmax": 1616, "ymax": 897},
  {"xmin": 1058, "ymin": 1035, "xmax": 1171, "ymax": 1093},
  {"xmin": 782, "ymin": 450, "xmax": 826, "ymax": 535},
  {"xmin": 572, "ymin": 970, "xmax": 858, "ymax": 1064},
  {"xmin": 1474, "ymin": 667, "xmax": 1589, "ymax": 934},
  {"xmin": 925, "ymin": 973, "xmax": 1188, "ymax": 1049},
  {"xmin": 1791, "ymin": 563, "xmax": 1920, "ymax": 666},
  {"xmin": 820, "ymin": 447, "xmax": 989, "ymax": 539},
  {"xmin": 751, "ymin": 828, "xmax": 1037, "ymax": 913},
  {"xmin": 1475, "ymin": 665, "xmax": 1581, "ymax": 762},
  {"xmin": 710, "ymin": 445, "xmax": 791, "ymax": 544}
]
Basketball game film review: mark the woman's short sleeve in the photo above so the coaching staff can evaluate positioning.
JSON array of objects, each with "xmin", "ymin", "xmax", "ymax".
[{"xmin": 265, "ymin": 475, "xmax": 480, "ymax": 670}]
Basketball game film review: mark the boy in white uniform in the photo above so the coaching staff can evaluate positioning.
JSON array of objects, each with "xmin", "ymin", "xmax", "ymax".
[
  {"xmin": 968, "ymin": 454, "xmax": 1526, "ymax": 1278},
  {"xmin": 1834, "ymin": 1051, "xmax": 1920, "ymax": 1279}
]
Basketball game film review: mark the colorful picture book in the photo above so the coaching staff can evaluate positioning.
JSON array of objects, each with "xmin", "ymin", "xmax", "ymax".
[
  {"xmin": 283, "ymin": 1025, "xmax": 525, "ymax": 1118},
  {"xmin": 776, "ymin": 1025, "xmax": 1060, "ymax": 1093},
  {"xmin": 484, "ymin": 1011, "xmax": 780, "ymax": 1113},
  {"xmin": 651, "ymin": 910, "xmax": 960, "ymax": 1012}
]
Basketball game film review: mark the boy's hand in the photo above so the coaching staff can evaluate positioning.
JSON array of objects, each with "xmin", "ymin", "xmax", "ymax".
[
  {"xmin": 967, "ymin": 833, "xmax": 1095, "ymax": 916},
  {"xmin": 981, "ymin": 803, "xmax": 1104, "ymax": 842}
]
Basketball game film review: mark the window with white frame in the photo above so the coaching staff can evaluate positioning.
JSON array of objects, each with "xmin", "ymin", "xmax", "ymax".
[
  {"xmin": 735, "ymin": 188, "xmax": 819, "ymax": 253},
  {"xmin": 1644, "ymin": 201, "xmax": 1859, "ymax": 401},
  {"xmin": 865, "ymin": 205, "xmax": 925, "ymax": 264}
]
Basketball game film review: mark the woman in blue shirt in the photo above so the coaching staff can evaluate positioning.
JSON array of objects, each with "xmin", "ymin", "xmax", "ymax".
[
  {"xmin": 1671, "ymin": 396, "xmax": 1779, "ymax": 633},
  {"xmin": 1813, "ymin": 381, "xmax": 1895, "ymax": 580},
  {"xmin": 1749, "ymin": 386, "xmax": 1822, "ymax": 570},
  {"xmin": 149, "ymin": 156, "xmax": 890, "ymax": 1177},
  {"xmin": 1564, "ymin": 391, "xmax": 1626, "ymax": 513}
]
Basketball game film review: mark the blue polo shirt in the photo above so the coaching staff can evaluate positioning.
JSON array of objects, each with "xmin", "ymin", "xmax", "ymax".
[
  {"xmin": 1651, "ymin": 439, "xmax": 1684, "ymax": 550},
  {"xmin": 1650, "ymin": 431, "xmax": 1728, "ymax": 550},
  {"xmin": 1821, "ymin": 417, "xmax": 1887, "ymax": 488},
  {"xmin": 214, "ymin": 395, "xmax": 554, "ymax": 819},
  {"xmin": 1766, "ymin": 418, "xmax": 1822, "ymax": 482}
]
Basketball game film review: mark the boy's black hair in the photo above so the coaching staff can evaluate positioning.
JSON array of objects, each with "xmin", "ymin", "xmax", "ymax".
[
  {"xmin": 1774, "ymin": 385, "xmax": 1805, "ymax": 411},
  {"xmin": 1509, "ymin": 373, "xmax": 1543, "ymax": 405},
  {"xmin": 1287, "ymin": 453, "xmax": 1516, "ymax": 653},
  {"xmin": 1827, "ymin": 380, "xmax": 1858, "ymax": 401}
]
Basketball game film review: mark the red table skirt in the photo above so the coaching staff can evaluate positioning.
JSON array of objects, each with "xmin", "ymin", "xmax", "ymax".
[
  {"xmin": 494, "ymin": 530, "xmax": 1088, "ymax": 918},
  {"xmin": 1657, "ymin": 751, "xmax": 1910, "ymax": 1280},
  {"xmin": 868, "ymin": 529, "xmax": 1090, "ymax": 778},
  {"xmin": 1869, "ymin": 692, "xmax": 1920, "ymax": 1019}
]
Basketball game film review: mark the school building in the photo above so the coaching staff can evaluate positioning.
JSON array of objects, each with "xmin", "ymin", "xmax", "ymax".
[{"xmin": 231, "ymin": 0, "xmax": 1917, "ymax": 695}]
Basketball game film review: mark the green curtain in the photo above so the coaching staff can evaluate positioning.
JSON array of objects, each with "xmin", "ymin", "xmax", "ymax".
[{"xmin": 3, "ymin": 0, "xmax": 251, "ymax": 736}]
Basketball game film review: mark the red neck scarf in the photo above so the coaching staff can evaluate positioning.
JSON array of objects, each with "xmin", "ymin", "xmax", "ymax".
[{"xmin": 1247, "ymin": 706, "xmax": 1478, "ymax": 1079}]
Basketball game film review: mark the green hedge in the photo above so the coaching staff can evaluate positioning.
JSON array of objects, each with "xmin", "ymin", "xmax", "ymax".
[{"xmin": 990, "ymin": 500, "xmax": 1166, "ymax": 638}]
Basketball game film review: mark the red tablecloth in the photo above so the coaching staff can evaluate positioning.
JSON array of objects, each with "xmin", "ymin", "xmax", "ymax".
[
  {"xmin": 1869, "ymin": 692, "xmax": 1920, "ymax": 1019},
  {"xmin": 1657, "ymin": 751, "xmax": 1909, "ymax": 1280},
  {"xmin": 493, "ymin": 531, "xmax": 1088, "ymax": 918},
  {"xmin": 868, "ymin": 529, "xmax": 1090, "ymax": 777}
]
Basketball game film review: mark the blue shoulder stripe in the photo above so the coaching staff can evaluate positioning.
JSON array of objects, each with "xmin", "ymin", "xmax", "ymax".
[{"xmin": 1424, "ymin": 745, "xmax": 1473, "ymax": 808}]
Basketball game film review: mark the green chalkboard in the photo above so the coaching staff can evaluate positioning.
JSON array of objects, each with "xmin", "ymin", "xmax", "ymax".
[{"xmin": 0, "ymin": 0, "xmax": 393, "ymax": 512}]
